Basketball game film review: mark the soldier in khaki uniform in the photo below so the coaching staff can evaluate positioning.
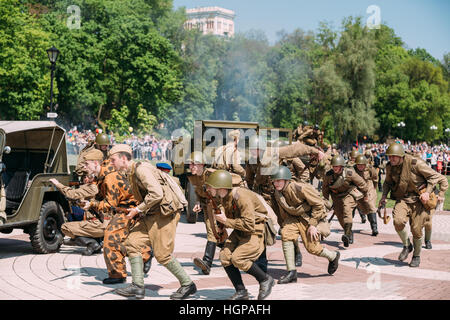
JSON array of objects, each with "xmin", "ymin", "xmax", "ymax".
[
  {"xmin": 271, "ymin": 166, "xmax": 340, "ymax": 284},
  {"xmin": 379, "ymin": 143, "xmax": 443, "ymax": 267},
  {"xmin": 109, "ymin": 144, "xmax": 196, "ymax": 300},
  {"xmin": 274, "ymin": 140, "xmax": 310, "ymax": 183},
  {"xmin": 347, "ymin": 149, "xmax": 367, "ymax": 223},
  {"xmin": 206, "ymin": 170, "xmax": 275, "ymax": 300},
  {"xmin": 423, "ymin": 173, "xmax": 448, "ymax": 249},
  {"xmin": 60, "ymin": 149, "xmax": 109, "ymax": 255},
  {"xmin": 323, "ymin": 155, "xmax": 369, "ymax": 247},
  {"xmin": 75, "ymin": 133, "xmax": 110, "ymax": 176},
  {"xmin": 353, "ymin": 155, "xmax": 379, "ymax": 236},
  {"xmin": 212, "ymin": 129, "xmax": 246, "ymax": 178}
]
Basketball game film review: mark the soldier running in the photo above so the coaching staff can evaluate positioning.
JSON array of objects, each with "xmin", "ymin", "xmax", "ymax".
[{"xmin": 379, "ymin": 143, "xmax": 443, "ymax": 267}]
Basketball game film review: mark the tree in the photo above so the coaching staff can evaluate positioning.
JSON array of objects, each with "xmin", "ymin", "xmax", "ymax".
[{"xmin": 0, "ymin": 0, "xmax": 52, "ymax": 120}]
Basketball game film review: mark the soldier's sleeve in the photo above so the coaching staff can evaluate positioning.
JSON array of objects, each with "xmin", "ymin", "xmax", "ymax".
[
  {"xmin": 382, "ymin": 164, "xmax": 393, "ymax": 198},
  {"xmin": 135, "ymin": 165, "xmax": 164, "ymax": 213},
  {"xmin": 231, "ymin": 149, "xmax": 246, "ymax": 178},
  {"xmin": 300, "ymin": 184, "xmax": 326, "ymax": 226},
  {"xmin": 59, "ymin": 184, "xmax": 98, "ymax": 200},
  {"xmin": 279, "ymin": 142, "xmax": 319, "ymax": 159},
  {"xmin": 350, "ymin": 170, "xmax": 369, "ymax": 195},
  {"xmin": 298, "ymin": 128, "xmax": 313, "ymax": 140},
  {"xmin": 223, "ymin": 195, "xmax": 255, "ymax": 233},
  {"xmin": 415, "ymin": 160, "xmax": 443, "ymax": 194},
  {"xmin": 292, "ymin": 158, "xmax": 306, "ymax": 174}
]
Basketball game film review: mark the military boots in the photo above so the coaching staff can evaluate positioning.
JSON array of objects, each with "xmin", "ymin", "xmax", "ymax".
[{"xmin": 194, "ymin": 241, "xmax": 216, "ymax": 275}]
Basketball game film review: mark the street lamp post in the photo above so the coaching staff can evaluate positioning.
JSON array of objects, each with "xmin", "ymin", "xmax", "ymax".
[
  {"xmin": 46, "ymin": 46, "xmax": 60, "ymax": 119},
  {"xmin": 397, "ymin": 121, "xmax": 405, "ymax": 139},
  {"xmin": 445, "ymin": 128, "xmax": 450, "ymax": 145},
  {"xmin": 430, "ymin": 125, "xmax": 438, "ymax": 145}
]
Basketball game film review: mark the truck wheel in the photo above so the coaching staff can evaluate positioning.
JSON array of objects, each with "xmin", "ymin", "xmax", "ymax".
[
  {"xmin": 29, "ymin": 201, "xmax": 64, "ymax": 254},
  {"xmin": 185, "ymin": 181, "xmax": 198, "ymax": 223}
]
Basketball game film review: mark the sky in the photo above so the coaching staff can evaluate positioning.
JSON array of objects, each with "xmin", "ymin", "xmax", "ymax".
[{"xmin": 172, "ymin": 0, "xmax": 450, "ymax": 60}]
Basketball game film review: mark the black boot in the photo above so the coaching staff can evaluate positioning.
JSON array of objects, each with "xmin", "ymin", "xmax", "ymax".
[
  {"xmin": 76, "ymin": 237, "xmax": 102, "ymax": 256},
  {"xmin": 360, "ymin": 212, "xmax": 367, "ymax": 224},
  {"xmin": 328, "ymin": 251, "xmax": 340, "ymax": 275},
  {"xmin": 294, "ymin": 243, "xmax": 303, "ymax": 267},
  {"xmin": 193, "ymin": 241, "xmax": 216, "ymax": 275},
  {"xmin": 228, "ymin": 289, "xmax": 249, "ymax": 300},
  {"xmin": 63, "ymin": 238, "xmax": 78, "ymax": 246},
  {"xmin": 367, "ymin": 213, "xmax": 378, "ymax": 236},
  {"xmin": 342, "ymin": 223, "xmax": 352, "ymax": 247},
  {"xmin": 103, "ymin": 277, "xmax": 126, "ymax": 284},
  {"xmin": 170, "ymin": 282, "xmax": 197, "ymax": 300},
  {"xmin": 425, "ymin": 240, "xmax": 432, "ymax": 249},
  {"xmin": 409, "ymin": 256, "xmax": 420, "ymax": 268},
  {"xmin": 224, "ymin": 264, "xmax": 247, "ymax": 299},
  {"xmin": 115, "ymin": 283, "xmax": 145, "ymax": 299},
  {"xmin": 246, "ymin": 263, "xmax": 275, "ymax": 300},
  {"xmin": 278, "ymin": 270, "xmax": 297, "ymax": 284},
  {"xmin": 143, "ymin": 250, "xmax": 154, "ymax": 275},
  {"xmin": 255, "ymin": 248, "xmax": 268, "ymax": 273},
  {"xmin": 398, "ymin": 241, "xmax": 413, "ymax": 261}
]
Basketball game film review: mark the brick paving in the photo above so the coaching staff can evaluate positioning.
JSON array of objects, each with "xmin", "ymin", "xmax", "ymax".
[{"xmin": 0, "ymin": 211, "xmax": 450, "ymax": 300}]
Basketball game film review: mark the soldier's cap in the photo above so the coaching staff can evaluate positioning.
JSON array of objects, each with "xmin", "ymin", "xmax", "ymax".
[
  {"xmin": 228, "ymin": 129, "xmax": 240, "ymax": 139},
  {"xmin": 109, "ymin": 144, "xmax": 132, "ymax": 157},
  {"xmin": 156, "ymin": 163, "xmax": 172, "ymax": 171},
  {"xmin": 84, "ymin": 149, "xmax": 104, "ymax": 161}
]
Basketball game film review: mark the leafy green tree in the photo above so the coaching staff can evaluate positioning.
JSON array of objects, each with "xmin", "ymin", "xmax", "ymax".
[{"xmin": 0, "ymin": 0, "xmax": 52, "ymax": 120}]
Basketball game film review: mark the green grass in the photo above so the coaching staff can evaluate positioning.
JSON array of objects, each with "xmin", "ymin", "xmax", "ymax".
[{"xmin": 376, "ymin": 175, "xmax": 450, "ymax": 211}]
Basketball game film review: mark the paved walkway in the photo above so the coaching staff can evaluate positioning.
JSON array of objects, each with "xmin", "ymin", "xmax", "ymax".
[{"xmin": 1, "ymin": 210, "xmax": 449, "ymax": 300}]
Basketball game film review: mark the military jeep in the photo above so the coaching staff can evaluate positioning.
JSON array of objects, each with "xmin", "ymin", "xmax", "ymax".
[
  {"xmin": 171, "ymin": 120, "xmax": 292, "ymax": 223},
  {"xmin": 0, "ymin": 121, "xmax": 71, "ymax": 253}
]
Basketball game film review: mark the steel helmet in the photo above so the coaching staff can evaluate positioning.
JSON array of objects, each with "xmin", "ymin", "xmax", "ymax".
[
  {"xmin": 205, "ymin": 170, "xmax": 233, "ymax": 189},
  {"xmin": 350, "ymin": 150, "xmax": 359, "ymax": 159},
  {"xmin": 331, "ymin": 155, "xmax": 346, "ymax": 166},
  {"xmin": 385, "ymin": 143, "xmax": 405, "ymax": 157},
  {"xmin": 95, "ymin": 133, "xmax": 110, "ymax": 146},
  {"xmin": 355, "ymin": 154, "xmax": 368, "ymax": 165},
  {"xmin": 271, "ymin": 166, "xmax": 292, "ymax": 181}
]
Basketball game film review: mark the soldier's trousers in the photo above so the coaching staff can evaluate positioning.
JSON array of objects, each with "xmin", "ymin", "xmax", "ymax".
[
  {"xmin": 103, "ymin": 213, "xmax": 152, "ymax": 279},
  {"xmin": 203, "ymin": 204, "xmax": 218, "ymax": 243},
  {"xmin": 331, "ymin": 194, "xmax": 356, "ymax": 228},
  {"xmin": 124, "ymin": 211, "xmax": 180, "ymax": 266},
  {"xmin": 61, "ymin": 218, "xmax": 109, "ymax": 239},
  {"xmin": 281, "ymin": 216, "xmax": 323, "ymax": 256},
  {"xmin": 392, "ymin": 200, "xmax": 430, "ymax": 239},
  {"xmin": 356, "ymin": 188, "xmax": 377, "ymax": 215},
  {"xmin": 219, "ymin": 229, "xmax": 265, "ymax": 272}
]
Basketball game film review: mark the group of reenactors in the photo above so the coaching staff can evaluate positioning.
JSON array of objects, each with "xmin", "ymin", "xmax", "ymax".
[{"xmin": 46, "ymin": 122, "xmax": 447, "ymax": 300}]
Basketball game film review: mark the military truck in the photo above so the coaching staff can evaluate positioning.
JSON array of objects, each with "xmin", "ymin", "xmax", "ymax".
[
  {"xmin": 0, "ymin": 121, "xmax": 71, "ymax": 253},
  {"xmin": 171, "ymin": 120, "xmax": 292, "ymax": 223}
]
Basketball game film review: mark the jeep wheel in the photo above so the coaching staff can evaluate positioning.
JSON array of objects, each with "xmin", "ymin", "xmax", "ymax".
[
  {"xmin": 185, "ymin": 181, "xmax": 197, "ymax": 223},
  {"xmin": 29, "ymin": 201, "xmax": 64, "ymax": 254}
]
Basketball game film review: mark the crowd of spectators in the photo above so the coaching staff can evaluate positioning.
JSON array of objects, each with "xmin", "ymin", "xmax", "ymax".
[{"xmin": 66, "ymin": 126, "xmax": 173, "ymax": 161}]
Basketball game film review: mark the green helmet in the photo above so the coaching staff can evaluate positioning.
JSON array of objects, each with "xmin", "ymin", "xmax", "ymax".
[
  {"xmin": 271, "ymin": 166, "xmax": 292, "ymax": 181},
  {"xmin": 385, "ymin": 143, "xmax": 405, "ymax": 157},
  {"xmin": 331, "ymin": 155, "xmax": 346, "ymax": 166},
  {"xmin": 249, "ymin": 135, "xmax": 267, "ymax": 150},
  {"xmin": 186, "ymin": 151, "xmax": 206, "ymax": 164},
  {"xmin": 350, "ymin": 150, "xmax": 359, "ymax": 159},
  {"xmin": 355, "ymin": 154, "xmax": 368, "ymax": 165},
  {"xmin": 205, "ymin": 170, "xmax": 233, "ymax": 189},
  {"xmin": 95, "ymin": 133, "xmax": 110, "ymax": 146}
]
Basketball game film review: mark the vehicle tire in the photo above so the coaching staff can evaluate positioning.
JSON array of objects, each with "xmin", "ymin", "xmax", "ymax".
[
  {"xmin": 29, "ymin": 201, "xmax": 64, "ymax": 254},
  {"xmin": 185, "ymin": 180, "xmax": 198, "ymax": 224}
]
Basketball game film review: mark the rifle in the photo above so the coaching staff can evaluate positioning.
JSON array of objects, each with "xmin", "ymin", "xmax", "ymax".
[
  {"xmin": 74, "ymin": 200, "xmax": 105, "ymax": 223},
  {"xmin": 205, "ymin": 192, "xmax": 228, "ymax": 244},
  {"xmin": 377, "ymin": 203, "xmax": 390, "ymax": 224}
]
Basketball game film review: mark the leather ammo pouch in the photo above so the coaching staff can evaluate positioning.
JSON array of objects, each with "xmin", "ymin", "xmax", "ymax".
[
  {"xmin": 418, "ymin": 187, "xmax": 438, "ymax": 211},
  {"xmin": 254, "ymin": 211, "xmax": 277, "ymax": 246},
  {"xmin": 349, "ymin": 187, "xmax": 364, "ymax": 201}
]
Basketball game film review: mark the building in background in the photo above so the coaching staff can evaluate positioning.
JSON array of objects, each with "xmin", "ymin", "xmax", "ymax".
[{"xmin": 185, "ymin": 6, "xmax": 236, "ymax": 37}]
